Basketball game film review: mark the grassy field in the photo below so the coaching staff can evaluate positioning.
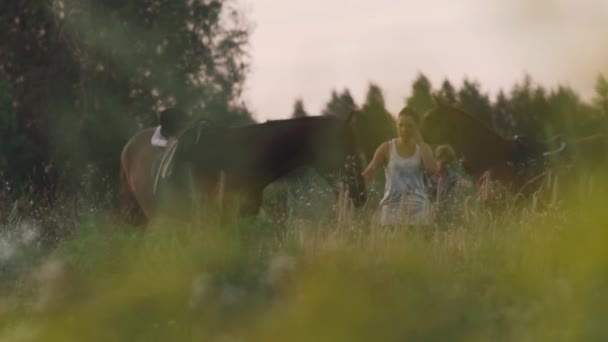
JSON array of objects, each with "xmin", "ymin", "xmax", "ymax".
[{"xmin": 0, "ymin": 170, "xmax": 607, "ymax": 341}]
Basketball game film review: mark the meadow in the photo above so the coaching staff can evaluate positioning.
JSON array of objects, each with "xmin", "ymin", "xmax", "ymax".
[{"xmin": 1, "ymin": 168, "xmax": 607, "ymax": 342}]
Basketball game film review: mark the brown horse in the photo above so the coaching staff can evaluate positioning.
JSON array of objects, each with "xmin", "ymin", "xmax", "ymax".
[
  {"xmin": 419, "ymin": 102, "xmax": 602, "ymax": 195},
  {"xmin": 120, "ymin": 115, "xmax": 367, "ymax": 223}
]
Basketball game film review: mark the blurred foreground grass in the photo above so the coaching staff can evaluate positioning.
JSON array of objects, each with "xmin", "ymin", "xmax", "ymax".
[{"xmin": 1, "ymin": 173, "xmax": 607, "ymax": 341}]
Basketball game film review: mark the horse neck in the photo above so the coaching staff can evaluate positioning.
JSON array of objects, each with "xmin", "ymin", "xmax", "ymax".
[
  {"xmin": 256, "ymin": 118, "xmax": 325, "ymax": 186},
  {"xmin": 446, "ymin": 110, "xmax": 513, "ymax": 176}
]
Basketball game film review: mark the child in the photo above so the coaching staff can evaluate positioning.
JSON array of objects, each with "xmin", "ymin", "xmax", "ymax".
[{"xmin": 431, "ymin": 145, "xmax": 470, "ymax": 220}]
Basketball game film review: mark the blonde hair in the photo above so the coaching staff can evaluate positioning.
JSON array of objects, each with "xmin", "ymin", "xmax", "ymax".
[{"xmin": 435, "ymin": 145, "xmax": 456, "ymax": 164}]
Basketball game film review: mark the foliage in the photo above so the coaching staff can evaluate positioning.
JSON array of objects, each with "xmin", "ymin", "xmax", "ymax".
[
  {"xmin": 0, "ymin": 0, "xmax": 252, "ymax": 193},
  {"xmin": 321, "ymin": 89, "xmax": 357, "ymax": 119},
  {"xmin": 593, "ymin": 74, "xmax": 608, "ymax": 117},
  {"xmin": 356, "ymin": 83, "xmax": 395, "ymax": 158},
  {"xmin": 405, "ymin": 73, "xmax": 434, "ymax": 115},
  {"xmin": 0, "ymin": 174, "xmax": 607, "ymax": 341},
  {"xmin": 457, "ymin": 78, "xmax": 494, "ymax": 129},
  {"xmin": 291, "ymin": 99, "xmax": 308, "ymax": 118},
  {"xmin": 434, "ymin": 79, "xmax": 457, "ymax": 106}
]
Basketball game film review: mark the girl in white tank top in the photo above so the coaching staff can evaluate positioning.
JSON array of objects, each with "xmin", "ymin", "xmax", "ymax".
[
  {"xmin": 361, "ymin": 107, "xmax": 437, "ymax": 227},
  {"xmin": 379, "ymin": 139, "xmax": 430, "ymax": 226}
]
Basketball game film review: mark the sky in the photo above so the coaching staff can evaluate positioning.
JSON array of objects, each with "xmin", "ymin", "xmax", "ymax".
[{"xmin": 239, "ymin": 0, "xmax": 608, "ymax": 121}]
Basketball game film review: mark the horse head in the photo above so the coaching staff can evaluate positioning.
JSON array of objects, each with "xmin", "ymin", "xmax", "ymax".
[
  {"xmin": 313, "ymin": 113, "xmax": 368, "ymax": 208},
  {"xmin": 420, "ymin": 98, "xmax": 453, "ymax": 145}
]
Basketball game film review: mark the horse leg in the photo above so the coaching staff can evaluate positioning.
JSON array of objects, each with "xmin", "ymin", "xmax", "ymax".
[{"xmin": 239, "ymin": 189, "xmax": 263, "ymax": 218}]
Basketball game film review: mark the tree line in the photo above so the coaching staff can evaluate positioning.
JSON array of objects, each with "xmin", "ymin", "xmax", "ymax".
[
  {"xmin": 2, "ymin": 1, "xmax": 607, "ymax": 199},
  {"xmin": 292, "ymin": 73, "xmax": 608, "ymax": 157}
]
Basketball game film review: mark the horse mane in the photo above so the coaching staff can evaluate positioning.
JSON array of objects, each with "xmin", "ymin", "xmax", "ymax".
[
  {"xmin": 258, "ymin": 115, "xmax": 339, "ymax": 129},
  {"xmin": 176, "ymin": 116, "xmax": 336, "ymax": 145},
  {"xmin": 430, "ymin": 104, "xmax": 517, "ymax": 181},
  {"xmin": 174, "ymin": 115, "xmax": 346, "ymax": 176},
  {"xmin": 231, "ymin": 116, "xmax": 340, "ymax": 144},
  {"xmin": 441, "ymin": 104, "xmax": 511, "ymax": 144},
  {"xmin": 262, "ymin": 115, "xmax": 335, "ymax": 124}
]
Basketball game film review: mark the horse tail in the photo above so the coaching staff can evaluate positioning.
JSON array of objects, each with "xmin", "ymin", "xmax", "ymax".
[{"xmin": 119, "ymin": 148, "xmax": 147, "ymax": 226}]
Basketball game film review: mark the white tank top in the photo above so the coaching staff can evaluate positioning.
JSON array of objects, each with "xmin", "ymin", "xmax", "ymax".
[{"xmin": 379, "ymin": 139, "xmax": 430, "ymax": 225}]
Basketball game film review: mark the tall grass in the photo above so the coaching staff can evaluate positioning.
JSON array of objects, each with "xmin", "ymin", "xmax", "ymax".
[{"xmin": 0, "ymin": 171, "xmax": 607, "ymax": 341}]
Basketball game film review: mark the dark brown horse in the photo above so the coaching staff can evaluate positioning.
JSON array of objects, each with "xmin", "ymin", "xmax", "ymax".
[
  {"xmin": 419, "ymin": 102, "xmax": 606, "ymax": 195},
  {"xmin": 120, "ymin": 115, "xmax": 367, "ymax": 223}
]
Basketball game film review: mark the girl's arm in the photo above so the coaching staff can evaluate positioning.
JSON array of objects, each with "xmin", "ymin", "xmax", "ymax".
[
  {"xmin": 413, "ymin": 126, "xmax": 438, "ymax": 174},
  {"xmin": 362, "ymin": 142, "xmax": 389, "ymax": 184},
  {"xmin": 418, "ymin": 142, "xmax": 438, "ymax": 174}
]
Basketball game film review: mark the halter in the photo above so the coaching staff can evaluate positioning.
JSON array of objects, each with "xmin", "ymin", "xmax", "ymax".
[{"xmin": 508, "ymin": 135, "xmax": 566, "ymax": 184}]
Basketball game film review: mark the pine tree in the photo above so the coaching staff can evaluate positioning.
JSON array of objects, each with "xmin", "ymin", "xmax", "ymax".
[
  {"xmin": 291, "ymin": 98, "xmax": 308, "ymax": 118},
  {"xmin": 321, "ymin": 89, "xmax": 357, "ymax": 118},
  {"xmin": 593, "ymin": 74, "xmax": 608, "ymax": 117},
  {"xmin": 457, "ymin": 78, "xmax": 493, "ymax": 129},
  {"xmin": 492, "ymin": 90, "xmax": 514, "ymax": 136},
  {"xmin": 508, "ymin": 75, "xmax": 547, "ymax": 138},
  {"xmin": 434, "ymin": 79, "xmax": 457, "ymax": 105},
  {"xmin": 547, "ymin": 85, "xmax": 592, "ymax": 137},
  {"xmin": 357, "ymin": 83, "xmax": 395, "ymax": 158},
  {"xmin": 405, "ymin": 73, "xmax": 434, "ymax": 114}
]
